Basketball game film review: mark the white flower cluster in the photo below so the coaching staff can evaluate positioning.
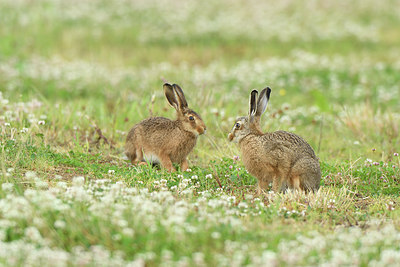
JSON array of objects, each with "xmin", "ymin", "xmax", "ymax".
[{"xmin": 1, "ymin": 0, "xmax": 388, "ymax": 43}]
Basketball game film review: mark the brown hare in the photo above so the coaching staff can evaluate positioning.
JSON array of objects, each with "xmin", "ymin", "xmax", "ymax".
[
  {"xmin": 228, "ymin": 87, "xmax": 321, "ymax": 193},
  {"xmin": 125, "ymin": 83, "xmax": 206, "ymax": 172}
]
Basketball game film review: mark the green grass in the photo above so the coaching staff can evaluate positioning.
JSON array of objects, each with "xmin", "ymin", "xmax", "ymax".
[{"xmin": 1, "ymin": 0, "xmax": 400, "ymax": 266}]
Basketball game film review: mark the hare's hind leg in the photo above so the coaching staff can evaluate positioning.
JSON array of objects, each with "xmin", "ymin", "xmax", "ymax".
[
  {"xmin": 257, "ymin": 179, "xmax": 270, "ymax": 195},
  {"xmin": 125, "ymin": 144, "xmax": 137, "ymax": 164},
  {"xmin": 291, "ymin": 158, "xmax": 321, "ymax": 192},
  {"xmin": 290, "ymin": 175, "xmax": 302, "ymax": 191}
]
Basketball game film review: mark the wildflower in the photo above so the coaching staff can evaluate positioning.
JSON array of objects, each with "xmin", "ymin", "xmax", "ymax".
[
  {"xmin": 191, "ymin": 175, "xmax": 198, "ymax": 180},
  {"xmin": 36, "ymin": 180, "xmax": 49, "ymax": 189},
  {"xmin": 327, "ymin": 199, "xmax": 336, "ymax": 210},
  {"xmin": 373, "ymin": 162, "xmax": 379, "ymax": 166},
  {"xmin": 108, "ymin": 169, "xmax": 115, "ymax": 175},
  {"xmin": 25, "ymin": 171, "xmax": 37, "ymax": 179},
  {"xmin": 38, "ymin": 120, "xmax": 45, "ymax": 125},
  {"xmin": 122, "ymin": 227, "xmax": 135, "ymax": 237},
  {"xmin": 54, "ymin": 220, "xmax": 66, "ymax": 229},
  {"xmin": 20, "ymin": 127, "xmax": 29, "ymax": 133},
  {"xmin": 24, "ymin": 227, "xmax": 43, "ymax": 243},
  {"xmin": 72, "ymin": 176, "xmax": 85, "ymax": 186},
  {"xmin": 386, "ymin": 202, "xmax": 395, "ymax": 211},
  {"xmin": 177, "ymin": 174, "xmax": 184, "ymax": 179},
  {"xmin": 1, "ymin": 183, "xmax": 14, "ymax": 192},
  {"xmin": 229, "ymin": 165, "xmax": 233, "ymax": 170},
  {"xmin": 372, "ymin": 148, "xmax": 376, "ymax": 152},
  {"xmin": 233, "ymin": 155, "xmax": 240, "ymax": 161},
  {"xmin": 245, "ymin": 194, "xmax": 253, "ymax": 200},
  {"xmin": 4, "ymin": 122, "xmax": 10, "ymax": 126},
  {"xmin": 211, "ymin": 232, "xmax": 221, "ymax": 239},
  {"xmin": 238, "ymin": 202, "xmax": 248, "ymax": 209},
  {"xmin": 394, "ymin": 152, "xmax": 399, "ymax": 157},
  {"xmin": 205, "ymin": 174, "xmax": 212, "ymax": 179}
]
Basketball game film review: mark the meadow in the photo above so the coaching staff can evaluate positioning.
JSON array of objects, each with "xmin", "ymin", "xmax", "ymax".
[{"xmin": 1, "ymin": 0, "xmax": 400, "ymax": 266}]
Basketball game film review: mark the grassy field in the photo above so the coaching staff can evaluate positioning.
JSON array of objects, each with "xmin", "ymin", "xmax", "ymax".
[{"xmin": 1, "ymin": 0, "xmax": 400, "ymax": 266}]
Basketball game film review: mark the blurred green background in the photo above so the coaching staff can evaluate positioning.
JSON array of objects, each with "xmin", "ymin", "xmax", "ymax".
[{"xmin": 1, "ymin": 0, "xmax": 400, "ymax": 165}]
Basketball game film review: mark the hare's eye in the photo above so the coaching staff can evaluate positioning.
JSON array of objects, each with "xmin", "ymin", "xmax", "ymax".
[
  {"xmin": 189, "ymin": 116, "xmax": 195, "ymax": 121},
  {"xmin": 235, "ymin": 122, "xmax": 240, "ymax": 128}
]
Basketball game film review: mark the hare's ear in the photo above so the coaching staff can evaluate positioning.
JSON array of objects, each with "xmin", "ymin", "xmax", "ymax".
[
  {"xmin": 249, "ymin": 90, "xmax": 258, "ymax": 121},
  {"xmin": 164, "ymin": 83, "xmax": 179, "ymax": 110},
  {"xmin": 172, "ymin": 84, "xmax": 188, "ymax": 110},
  {"xmin": 255, "ymin": 87, "xmax": 271, "ymax": 117}
]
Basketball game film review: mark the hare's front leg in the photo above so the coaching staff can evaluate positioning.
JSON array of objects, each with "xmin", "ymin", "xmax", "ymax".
[
  {"xmin": 180, "ymin": 158, "xmax": 189, "ymax": 172},
  {"xmin": 272, "ymin": 176, "xmax": 283, "ymax": 192},
  {"xmin": 159, "ymin": 153, "xmax": 176, "ymax": 172}
]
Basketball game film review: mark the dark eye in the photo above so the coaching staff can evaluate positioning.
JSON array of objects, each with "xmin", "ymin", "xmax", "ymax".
[
  {"xmin": 235, "ymin": 122, "xmax": 240, "ymax": 128},
  {"xmin": 189, "ymin": 116, "xmax": 195, "ymax": 121}
]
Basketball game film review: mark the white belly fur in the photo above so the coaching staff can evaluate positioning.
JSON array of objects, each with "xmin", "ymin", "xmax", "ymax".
[{"xmin": 143, "ymin": 153, "xmax": 160, "ymax": 164}]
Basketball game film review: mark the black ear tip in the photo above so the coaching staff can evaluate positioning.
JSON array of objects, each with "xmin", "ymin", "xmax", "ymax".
[
  {"xmin": 164, "ymin": 83, "xmax": 172, "ymax": 87},
  {"xmin": 266, "ymin": 87, "xmax": 271, "ymax": 98},
  {"xmin": 250, "ymin": 90, "xmax": 258, "ymax": 98}
]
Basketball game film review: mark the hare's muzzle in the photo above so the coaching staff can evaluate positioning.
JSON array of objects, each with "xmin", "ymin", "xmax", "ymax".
[{"xmin": 197, "ymin": 125, "xmax": 206, "ymax": 135}]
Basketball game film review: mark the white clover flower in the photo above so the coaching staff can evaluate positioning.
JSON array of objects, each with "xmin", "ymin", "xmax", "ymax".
[
  {"xmin": 4, "ymin": 122, "xmax": 10, "ymax": 126},
  {"xmin": 1, "ymin": 183, "xmax": 14, "ymax": 192},
  {"xmin": 386, "ymin": 202, "xmax": 395, "ymax": 211},
  {"xmin": 205, "ymin": 174, "xmax": 213, "ymax": 179},
  {"xmin": 72, "ymin": 176, "xmax": 85, "ymax": 186},
  {"xmin": 327, "ymin": 199, "xmax": 336, "ymax": 210},
  {"xmin": 112, "ymin": 234, "xmax": 122, "ymax": 241},
  {"xmin": 122, "ymin": 228, "xmax": 135, "ymax": 237},
  {"xmin": 185, "ymin": 168, "xmax": 192, "ymax": 172},
  {"xmin": 191, "ymin": 175, "xmax": 198, "ymax": 180},
  {"xmin": 108, "ymin": 169, "xmax": 115, "ymax": 175},
  {"xmin": 25, "ymin": 171, "xmax": 37, "ymax": 179},
  {"xmin": 211, "ymin": 232, "xmax": 221, "ymax": 239},
  {"xmin": 24, "ymin": 226, "xmax": 42, "ymax": 243},
  {"xmin": 38, "ymin": 120, "xmax": 45, "ymax": 125},
  {"xmin": 20, "ymin": 127, "xmax": 29, "ymax": 133},
  {"xmin": 245, "ymin": 194, "xmax": 253, "ymax": 200},
  {"xmin": 35, "ymin": 180, "xmax": 49, "ymax": 190},
  {"xmin": 56, "ymin": 182, "xmax": 67, "ymax": 189},
  {"xmin": 54, "ymin": 220, "xmax": 66, "ymax": 229},
  {"xmin": 238, "ymin": 202, "xmax": 248, "ymax": 209}
]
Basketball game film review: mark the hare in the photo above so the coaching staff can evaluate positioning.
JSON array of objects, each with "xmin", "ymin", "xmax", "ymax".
[
  {"xmin": 125, "ymin": 83, "xmax": 206, "ymax": 172},
  {"xmin": 228, "ymin": 87, "xmax": 321, "ymax": 193}
]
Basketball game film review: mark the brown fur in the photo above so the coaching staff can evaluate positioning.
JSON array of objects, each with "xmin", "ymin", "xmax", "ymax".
[
  {"xmin": 125, "ymin": 83, "xmax": 206, "ymax": 172},
  {"xmin": 228, "ymin": 88, "xmax": 321, "ymax": 193}
]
